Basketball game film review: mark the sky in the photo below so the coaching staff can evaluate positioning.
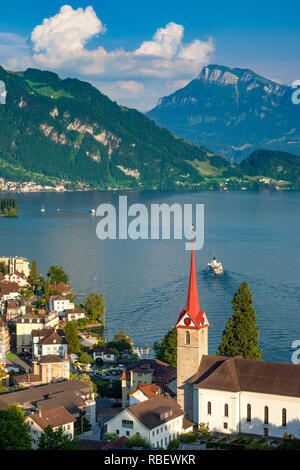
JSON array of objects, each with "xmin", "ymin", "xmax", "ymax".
[{"xmin": 0, "ymin": 0, "xmax": 299, "ymax": 111}]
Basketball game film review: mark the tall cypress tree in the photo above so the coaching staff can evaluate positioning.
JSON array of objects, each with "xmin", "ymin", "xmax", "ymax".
[{"xmin": 217, "ymin": 282, "xmax": 262, "ymax": 360}]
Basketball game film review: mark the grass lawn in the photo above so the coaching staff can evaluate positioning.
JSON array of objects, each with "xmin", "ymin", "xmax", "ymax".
[{"xmin": 6, "ymin": 353, "xmax": 18, "ymax": 360}]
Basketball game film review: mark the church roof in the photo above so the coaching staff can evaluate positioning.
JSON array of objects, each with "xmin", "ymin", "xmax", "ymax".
[
  {"xmin": 176, "ymin": 248, "xmax": 209, "ymax": 329},
  {"xmin": 190, "ymin": 355, "xmax": 300, "ymax": 398}
]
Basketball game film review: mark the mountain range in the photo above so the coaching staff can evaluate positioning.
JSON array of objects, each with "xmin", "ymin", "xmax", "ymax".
[
  {"xmin": 0, "ymin": 65, "xmax": 238, "ymax": 190},
  {"xmin": 147, "ymin": 64, "xmax": 300, "ymax": 162},
  {"xmin": 0, "ymin": 65, "xmax": 300, "ymax": 191}
]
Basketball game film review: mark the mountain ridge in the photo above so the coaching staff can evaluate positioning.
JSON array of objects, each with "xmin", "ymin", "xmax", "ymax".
[{"xmin": 147, "ymin": 64, "xmax": 300, "ymax": 161}]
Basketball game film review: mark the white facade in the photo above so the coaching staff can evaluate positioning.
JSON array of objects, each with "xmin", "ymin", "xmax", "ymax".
[
  {"xmin": 93, "ymin": 350, "xmax": 116, "ymax": 363},
  {"xmin": 50, "ymin": 297, "xmax": 75, "ymax": 315},
  {"xmin": 129, "ymin": 389, "xmax": 151, "ymax": 406},
  {"xmin": 65, "ymin": 311, "xmax": 86, "ymax": 322},
  {"xmin": 26, "ymin": 416, "xmax": 74, "ymax": 449},
  {"xmin": 194, "ymin": 387, "xmax": 300, "ymax": 438},
  {"xmin": 106, "ymin": 408, "xmax": 186, "ymax": 449},
  {"xmin": 4, "ymin": 273, "xmax": 29, "ymax": 287}
]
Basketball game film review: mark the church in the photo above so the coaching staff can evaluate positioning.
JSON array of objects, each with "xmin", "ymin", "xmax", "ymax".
[{"xmin": 176, "ymin": 248, "xmax": 300, "ymax": 439}]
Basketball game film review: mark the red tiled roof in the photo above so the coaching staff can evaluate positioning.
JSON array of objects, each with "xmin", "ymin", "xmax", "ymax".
[
  {"xmin": 129, "ymin": 383, "xmax": 162, "ymax": 398},
  {"xmin": 50, "ymin": 283, "xmax": 72, "ymax": 294},
  {"xmin": 101, "ymin": 436, "xmax": 127, "ymax": 449}
]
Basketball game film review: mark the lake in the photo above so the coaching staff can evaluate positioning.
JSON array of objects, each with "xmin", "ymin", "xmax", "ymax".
[{"xmin": 1, "ymin": 190, "xmax": 300, "ymax": 363}]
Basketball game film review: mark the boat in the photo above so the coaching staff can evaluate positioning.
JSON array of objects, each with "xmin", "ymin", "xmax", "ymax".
[
  {"xmin": 40, "ymin": 204, "xmax": 45, "ymax": 213},
  {"xmin": 90, "ymin": 209, "xmax": 96, "ymax": 216},
  {"xmin": 207, "ymin": 256, "xmax": 223, "ymax": 275}
]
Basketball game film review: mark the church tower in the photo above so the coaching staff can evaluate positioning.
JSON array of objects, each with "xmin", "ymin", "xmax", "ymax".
[{"xmin": 176, "ymin": 247, "xmax": 210, "ymax": 419}]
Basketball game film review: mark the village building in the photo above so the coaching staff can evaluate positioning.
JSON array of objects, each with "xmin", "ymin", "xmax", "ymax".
[
  {"xmin": 121, "ymin": 359, "xmax": 177, "ymax": 408},
  {"xmin": 0, "ymin": 281, "xmax": 19, "ymax": 303},
  {"xmin": 4, "ymin": 272, "xmax": 29, "ymax": 287},
  {"xmin": 5, "ymin": 296, "xmax": 26, "ymax": 323},
  {"xmin": 50, "ymin": 282, "xmax": 72, "ymax": 296},
  {"xmin": 49, "ymin": 296, "xmax": 75, "ymax": 316},
  {"xmin": 0, "ymin": 379, "xmax": 96, "ymax": 429},
  {"xmin": 128, "ymin": 383, "xmax": 164, "ymax": 406},
  {"xmin": 64, "ymin": 307, "xmax": 87, "ymax": 322},
  {"xmin": 93, "ymin": 345, "xmax": 116, "ymax": 364},
  {"xmin": 32, "ymin": 354, "xmax": 70, "ymax": 383},
  {"xmin": 106, "ymin": 394, "xmax": 193, "ymax": 449},
  {"xmin": 16, "ymin": 310, "xmax": 59, "ymax": 354},
  {"xmin": 12, "ymin": 373, "xmax": 44, "ymax": 388},
  {"xmin": 26, "ymin": 406, "xmax": 76, "ymax": 449},
  {"xmin": 0, "ymin": 319, "xmax": 10, "ymax": 353},
  {"xmin": 0, "ymin": 257, "xmax": 30, "ymax": 277},
  {"xmin": 32, "ymin": 327, "xmax": 68, "ymax": 358}
]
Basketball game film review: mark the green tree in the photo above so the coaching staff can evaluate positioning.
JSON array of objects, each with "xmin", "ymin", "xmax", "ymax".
[
  {"xmin": 124, "ymin": 433, "xmax": 151, "ymax": 449},
  {"xmin": 44, "ymin": 279, "xmax": 50, "ymax": 303},
  {"xmin": 84, "ymin": 293, "xmax": 105, "ymax": 324},
  {"xmin": 28, "ymin": 259, "xmax": 39, "ymax": 288},
  {"xmin": 64, "ymin": 322, "xmax": 81, "ymax": 354},
  {"xmin": 154, "ymin": 327, "xmax": 177, "ymax": 367},
  {"xmin": 38, "ymin": 425, "xmax": 81, "ymax": 450},
  {"xmin": 79, "ymin": 352, "xmax": 93, "ymax": 364},
  {"xmin": 0, "ymin": 262, "xmax": 8, "ymax": 275},
  {"xmin": 217, "ymin": 282, "xmax": 262, "ymax": 360},
  {"xmin": 47, "ymin": 265, "xmax": 69, "ymax": 285},
  {"xmin": 70, "ymin": 372, "xmax": 97, "ymax": 396},
  {"xmin": 104, "ymin": 432, "xmax": 119, "ymax": 442},
  {"xmin": 0, "ymin": 404, "xmax": 32, "ymax": 450},
  {"xmin": 113, "ymin": 330, "xmax": 132, "ymax": 345}
]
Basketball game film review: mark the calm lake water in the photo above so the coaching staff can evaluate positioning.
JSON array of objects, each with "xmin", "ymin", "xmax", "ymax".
[{"xmin": 1, "ymin": 190, "xmax": 300, "ymax": 363}]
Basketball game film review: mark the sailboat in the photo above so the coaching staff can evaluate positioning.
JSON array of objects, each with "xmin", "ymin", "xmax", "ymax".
[{"xmin": 40, "ymin": 204, "xmax": 45, "ymax": 213}]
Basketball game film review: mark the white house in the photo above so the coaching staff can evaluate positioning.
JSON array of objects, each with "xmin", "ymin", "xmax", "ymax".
[
  {"xmin": 93, "ymin": 346, "xmax": 116, "ymax": 363},
  {"xmin": 32, "ymin": 327, "xmax": 68, "ymax": 358},
  {"xmin": 64, "ymin": 308, "xmax": 87, "ymax": 322},
  {"xmin": 128, "ymin": 383, "xmax": 163, "ymax": 406},
  {"xmin": 26, "ymin": 406, "xmax": 76, "ymax": 449},
  {"xmin": 191, "ymin": 355, "xmax": 300, "ymax": 439},
  {"xmin": 106, "ymin": 395, "xmax": 193, "ymax": 449},
  {"xmin": 4, "ymin": 272, "xmax": 29, "ymax": 287},
  {"xmin": 49, "ymin": 296, "xmax": 75, "ymax": 316}
]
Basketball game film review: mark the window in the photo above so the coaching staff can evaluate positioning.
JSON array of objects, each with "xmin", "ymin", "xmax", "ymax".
[
  {"xmin": 282, "ymin": 408, "xmax": 287, "ymax": 427},
  {"xmin": 247, "ymin": 404, "xmax": 251, "ymax": 422},
  {"xmin": 223, "ymin": 423, "xmax": 228, "ymax": 429},
  {"xmin": 185, "ymin": 331, "xmax": 191, "ymax": 345},
  {"xmin": 116, "ymin": 429, "xmax": 119, "ymax": 435},
  {"xmin": 122, "ymin": 419, "xmax": 133, "ymax": 429},
  {"xmin": 264, "ymin": 427, "xmax": 269, "ymax": 437},
  {"xmin": 264, "ymin": 406, "xmax": 269, "ymax": 425},
  {"xmin": 224, "ymin": 404, "xmax": 229, "ymax": 417},
  {"xmin": 207, "ymin": 401, "xmax": 211, "ymax": 415},
  {"xmin": 126, "ymin": 431, "xmax": 130, "ymax": 436}
]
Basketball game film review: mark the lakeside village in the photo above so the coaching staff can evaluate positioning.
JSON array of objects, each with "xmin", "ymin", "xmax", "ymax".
[{"xmin": 1, "ymin": 255, "xmax": 300, "ymax": 451}]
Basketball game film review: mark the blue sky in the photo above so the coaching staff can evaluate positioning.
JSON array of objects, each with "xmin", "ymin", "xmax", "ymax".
[{"xmin": 0, "ymin": 0, "xmax": 299, "ymax": 110}]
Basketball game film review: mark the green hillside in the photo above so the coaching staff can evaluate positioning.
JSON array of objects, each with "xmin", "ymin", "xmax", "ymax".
[{"xmin": 0, "ymin": 66, "xmax": 239, "ymax": 190}]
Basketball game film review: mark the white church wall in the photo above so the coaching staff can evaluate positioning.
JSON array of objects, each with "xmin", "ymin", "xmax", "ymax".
[
  {"xmin": 195, "ymin": 388, "xmax": 240, "ymax": 434},
  {"xmin": 240, "ymin": 391, "xmax": 300, "ymax": 438}
]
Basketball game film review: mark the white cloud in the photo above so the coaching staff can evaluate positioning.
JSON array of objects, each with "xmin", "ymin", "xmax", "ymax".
[
  {"xmin": 116, "ymin": 81, "xmax": 144, "ymax": 94},
  {"xmin": 1, "ymin": 5, "xmax": 215, "ymax": 109}
]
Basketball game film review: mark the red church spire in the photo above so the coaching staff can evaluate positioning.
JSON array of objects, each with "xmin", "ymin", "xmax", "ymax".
[
  {"xmin": 186, "ymin": 248, "xmax": 201, "ymax": 319},
  {"xmin": 176, "ymin": 244, "xmax": 209, "ymax": 329}
]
